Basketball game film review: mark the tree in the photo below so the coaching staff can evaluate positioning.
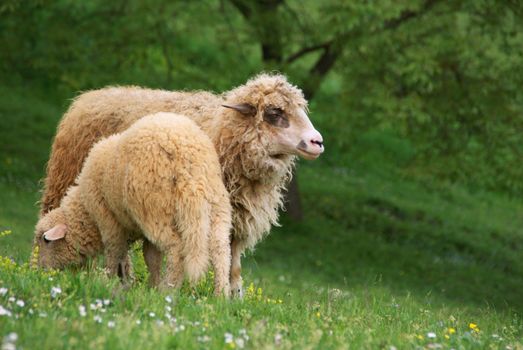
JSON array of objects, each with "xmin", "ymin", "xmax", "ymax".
[{"xmin": 226, "ymin": 0, "xmax": 443, "ymax": 219}]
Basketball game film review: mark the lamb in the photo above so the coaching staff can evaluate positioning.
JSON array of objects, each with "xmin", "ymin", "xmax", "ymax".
[
  {"xmin": 38, "ymin": 73, "xmax": 324, "ymax": 295},
  {"xmin": 34, "ymin": 113, "xmax": 233, "ymax": 295}
]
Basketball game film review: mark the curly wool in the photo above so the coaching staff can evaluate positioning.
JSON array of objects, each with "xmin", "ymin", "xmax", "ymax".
[
  {"xmin": 35, "ymin": 113, "xmax": 232, "ymax": 293},
  {"xmin": 39, "ymin": 73, "xmax": 306, "ymax": 251}
]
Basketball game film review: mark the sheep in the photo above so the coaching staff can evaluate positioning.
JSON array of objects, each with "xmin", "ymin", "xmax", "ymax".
[
  {"xmin": 38, "ymin": 73, "xmax": 324, "ymax": 296},
  {"xmin": 34, "ymin": 113, "xmax": 233, "ymax": 295}
]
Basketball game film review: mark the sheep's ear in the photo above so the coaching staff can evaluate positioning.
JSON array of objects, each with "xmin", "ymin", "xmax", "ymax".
[
  {"xmin": 222, "ymin": 103, "xmax": 257, "ymax": 117},
  {"xmin": 43, "ymin": 224, "xmax": 67, "ymax": 241}
]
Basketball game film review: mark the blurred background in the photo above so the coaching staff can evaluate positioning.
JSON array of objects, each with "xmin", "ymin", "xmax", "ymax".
[{"xmin": 1, "ymin": 0, "xmax": 523, "ymax": 311}]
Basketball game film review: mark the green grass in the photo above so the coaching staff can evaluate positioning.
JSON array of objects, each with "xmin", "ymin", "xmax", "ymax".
[{"xmin": 1, "ymin": 82, "xmax": 523, "ymax": 349}]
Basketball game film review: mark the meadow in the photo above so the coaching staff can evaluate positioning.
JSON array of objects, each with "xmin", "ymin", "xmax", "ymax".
[{"xmin": 1, "ymin": 81, "xmax": 522, "ymax": 349}]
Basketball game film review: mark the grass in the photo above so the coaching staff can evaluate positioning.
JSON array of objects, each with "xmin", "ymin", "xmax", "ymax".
[{"xmin": 1, "ymin": 82, "xmax": 523, "ymax": 349}]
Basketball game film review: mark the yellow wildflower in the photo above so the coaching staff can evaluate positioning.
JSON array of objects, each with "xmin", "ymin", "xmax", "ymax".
[
  {"xmin": 444, "ymin": 335, "xmax": 450, "ymax": 340},
  {"xmin": 448, "ymin": 327, "xmax": 456, "ymax": 334},
  {"xmin": 316, "ymin": 312, "xmax": 321, "ymax": 318},
  {"xmin": 0, "ymin": 229, "xmax": 12, "ymax": 237},
  {"xmin": 469, "ymin": 323, "xmax": 479, "ymax": 332},
  {"xmin": 416, "ymin": 335, "xmax": 424, "ymax": 340}
]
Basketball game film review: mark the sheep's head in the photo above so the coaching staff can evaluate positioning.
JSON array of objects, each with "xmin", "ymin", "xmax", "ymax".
[
  {"xmin": 222, "ymin": 74, "xmax": 324, "ymax": 176},
  {"xmin": 33, "ymin": 208, "xmax": 87, "ymax": 269}
]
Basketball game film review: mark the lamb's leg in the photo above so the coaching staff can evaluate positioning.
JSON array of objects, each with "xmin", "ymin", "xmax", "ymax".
[
  {"xmin": 143, "ymin": 239, "xmax": 163, "ymax": 288},
  {"xmin": 209, "ymin": 203, "xmax": 232, "ymax": 297},
  {"xmin": 230, "ymin": 237, "xmax": 246, "ymax": 298},
  {"xmin": 102, "ymin": 224, "xmax": 130, "ymax": 283},
  {"xmin": 161, "ymin": 234, "xmax": 185, "ymax": 290},
  {"xmin": 82, "ymin": 184, "xmax": 132, "ymax": 283}
]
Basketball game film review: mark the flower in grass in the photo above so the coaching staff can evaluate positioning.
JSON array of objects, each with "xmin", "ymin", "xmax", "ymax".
[
  {"xmin": 416, "ymin": 335, "xmax": 424, "ymax": 340},
  {"xmin": 224, "ymin": 332, "xmax": 233, "ymax": 344},
  {"xmin": 136, "ymin": 320, "xmax": 141, "ymax": 325},
  {"xmin": 235, "ymin": 338, "xmax": 245, "ymax": 349},
  {"xmin": 50, "ymin": 286, "xmax": 62, "ymax": 298},
  {"xmin": 469, "ymin": 323, "xmax": 479, "ymax": 332},
  {"xmin": 107, "ymin": 321, "xmax": 115, "ymax": 328},
  {"xmin": 165, "ymin": 296, "xmax": 173, "ymax": 304},
  {"xmin": 15, "ymin": 300, "xmax": 24, "ymax": 308},
  {"xmin": 149, "ymin": 312, "xmax": 156, "ymax": 318},
  {"xmin": 2, "ymin": 332, "xmax": 18, "ymax": 350},
  {"xmin": 0, "ymin": 288, "xmax": 7, "ymax": 296},
  {"xmin": 448, "ymin": 327, "xmax": 456, "ymax": 334},
  {"xmin": 0, "ymin": 305, "xmax": 12, "ymax": 317},
  {"xmin": 8, "ymin": 297, "xmax": 14, "ymax": 303},
  {"xmin": 79, "ymin": 305, "xmax": 87, "ymax": 317},
  {"xmin": 103, "ymin": 299, "xmax": 110, "ymax": 306},
  {"xmin": 93, "ymin": 315, "xmax": 103, "ymax": 323},
  {"xmin": 274, "ymin": 333, "xmax": 283, "ymax": 346},
  {"xmin": 197, "ymin": 335, "xmax": 211, "ymax": 343},
  {"xmin": 427, "ymin": 332, "xmax": 436, "ymax": 339}
]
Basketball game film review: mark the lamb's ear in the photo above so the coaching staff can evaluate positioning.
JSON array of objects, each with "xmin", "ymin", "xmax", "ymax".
[
  {"xmin": 43, "ymin": 224, "xmax": 67, "ymax": 242},
  {"xmin": 222, "ymin": 103, "xmax": 257, "ymax": 117}
]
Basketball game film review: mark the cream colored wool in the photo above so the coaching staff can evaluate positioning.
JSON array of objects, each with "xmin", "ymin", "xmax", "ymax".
[
  {"xmin": 35, "ymin": 113, "xmax": 232, "ymax": 295},
  {"xmin": 38, "ymin": 73, "xmax": 323, "ymax": 295}
]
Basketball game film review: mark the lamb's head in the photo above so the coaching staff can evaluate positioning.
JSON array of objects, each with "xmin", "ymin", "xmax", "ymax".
[
  {"xmin": 33, "ymin": 208, "xmax": 86, "ymax": 269},
  {"xmin": 221, "ymin": 73, "xmax": 324, "ymax": 180}
]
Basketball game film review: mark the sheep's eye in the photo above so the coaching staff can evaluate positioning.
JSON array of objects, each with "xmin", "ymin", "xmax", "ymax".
[{"xmin": 263, "ymin": 107, "xmax": 289, "ymax": 128}]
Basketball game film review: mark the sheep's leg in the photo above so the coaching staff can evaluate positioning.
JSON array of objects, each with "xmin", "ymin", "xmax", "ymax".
[
  {"xmin": 143, "ymin": 239, "xmax": 163, "ymax": 288},
  {"xmin": 209, "ymin": 203, "xmax": 232, "ymax": 297},
  {"xmin": 230, "ymin": 237, "xmax": 246, "ymax": 298}
]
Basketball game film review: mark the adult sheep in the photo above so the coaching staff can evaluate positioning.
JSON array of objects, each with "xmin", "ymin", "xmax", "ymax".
[
  {"xmin": 39, "ymin": 73, "xmax": 324, "ymax": 295},
  {"xmin": 35, "ymin": 113, "xmax": 232, "ymax": 295}
]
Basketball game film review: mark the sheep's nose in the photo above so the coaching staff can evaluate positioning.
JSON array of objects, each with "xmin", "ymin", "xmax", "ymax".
[{"xmin": 307, "ymin": 130, "xmax": 324, "ymax": 154}]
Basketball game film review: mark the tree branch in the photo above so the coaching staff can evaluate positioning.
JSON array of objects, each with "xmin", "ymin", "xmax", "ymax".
[
  {"xmin": 384, "ymin": 0, "xmax": 441, "ymax": 30},
  {"xmin": 285, "ymin": 41, "xmax": 331, "ymax": 64}
]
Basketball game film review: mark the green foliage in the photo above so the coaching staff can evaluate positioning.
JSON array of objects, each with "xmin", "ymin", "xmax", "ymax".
[{"xmin": 2, "ymin": 0, "xmax": 523, "ymax": 195}]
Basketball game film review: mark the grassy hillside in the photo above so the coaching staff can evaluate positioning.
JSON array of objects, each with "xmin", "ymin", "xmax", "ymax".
[{"xmin": 1, "ymin": 83, "xmax": 522, "ymax": 349}]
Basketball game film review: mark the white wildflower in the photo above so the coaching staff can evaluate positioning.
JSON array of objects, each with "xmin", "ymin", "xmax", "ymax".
[
  {"xmin": 38, "ymin": 312, "xmax": 48, "ymax": 318},
  {"xmin": 165, "ymin": 305, "xmax": 172, "ymax": 312},
  {"xmin": 427, "ymin": 332, "xmax": 436, "ymax": 339},
  {"xmin": 274, "ymin": 333, "xmax": 283, "ymax": 346},
  {"xmin": 79, "ymin": 305, "xmax": 87, "ymax": 317},
  {"xmin": 50, "ymin": 286, "xmax": 62, "ymax": 298},
  {"xmin": 2, "ymin": 332, "xmax": 18, "ymax": 350},
  {"xmin": 136, "ymin": 320, "xmax": 141, "ymax": 325},
  {"xmin": 5, "ymin": 333, "xmax": 18, "ymax": 343},
  {"xmin": 165, "ymin": 296, "xmax": 173, "ymax": 303},
  {"xmin": 8, "ymin": 297, "xmax": 15, "ymax": 303},
  {"xmin": 93, "ymin": 315, "xmax": 103, "ymax": 323},
  {"xmin": 107, "ymin": 321, "xmax": 115, "ymax": 328},
  {"xmin": 0, "ymin": 305, "xmax": 12, "ymax": 317},
  {"xmin": 197, "ymin": 335, "xmax": 211, "ymax": 343},
  {"xmin": 0, "ymin": 288, "xmax": 7, "ymax": 296},
  {"xmin": 15, "ymin": 300, "xmax": 24, "ymax": 308},
  {"xmin": 224, "ymin": 332, "xmax": 233, "ymax": 344},
  {"xmin": 103, "ymin": 299, "xmax": 110, "ymax": 306},
  {"xmin": 235, "ymin": 338, "xmax": 245, "ymax": 349},
  {"xmin": 149, "ymin": 312, "xmax": 156, "ymax": 318}
]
